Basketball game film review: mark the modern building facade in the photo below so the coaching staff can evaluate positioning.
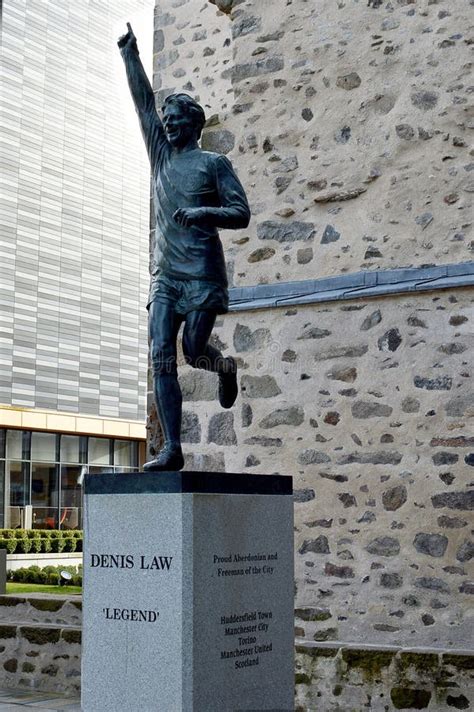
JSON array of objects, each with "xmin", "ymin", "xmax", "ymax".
[
  {"xmin": 0, "ymin": 0, "xmax": 154, "ymax": 528},
  {"xmin": 0, "ymin": 426, "xmax": 140, "ymax": 530}
]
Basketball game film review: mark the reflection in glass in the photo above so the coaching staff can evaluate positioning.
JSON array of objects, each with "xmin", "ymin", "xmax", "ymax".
[
  {"xmin": 6, "ymin": 430, "xmax": 23, "ymax": 460},
  {"xmin": 31, "ymin": 462, "xmax": 58, "ymax": 509},
  {"xmin": 114, "ymin": 440, "xmax": 131, "ymax": 467},
  {"xmin": 0, "ymin": 460, "xmax": 4, "ymax": 527},
  {"xmin": 138, "ymin": 441, "xmax": 146, "ymax": 469},
  {"xmin": 5, "ymin": 506, "xmax": 25, "ymax": 529},
  {"xmin": 1, "ymin": 428, "xmax": 143, "ymax": 529},
  {"xmin": 88, "ymin": 465, "xmax": 113, "ymax": 475},
  {"xmin": 7, "ymin": 461, "xmax": 30, "ymax": 507},
  {"xmin": 60, "ymin": 506, "xmax": 81, "ymax": 530},
  {"xmin": 31, "ymin": 432, "xmax": 57, "ymax": 462},
  {"xmin": 60, "ymin": 435, "xmax": 80, "ymax": 463},
  {"xmin": 61, "ymin": 465, "xmax": 82, "ymax": 508},
  {"xmin": 32, "ymin": 507, "xmax": 59, "ymax": 530},
  {"xmin": 89, "ymin": 437, "xmax": 111, "ymax": 465}
]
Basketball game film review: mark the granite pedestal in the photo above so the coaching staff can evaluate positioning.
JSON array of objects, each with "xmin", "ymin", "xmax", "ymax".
[{"xmin": 82, "ymin": 471, "xmax": 294, "ymax": 712}]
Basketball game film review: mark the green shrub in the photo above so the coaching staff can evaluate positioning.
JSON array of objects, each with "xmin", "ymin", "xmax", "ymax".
[
  {"xmin": 37, "ymin": 530, "xmax": 53, "ymax": 539},
  {"xmin": 16, "ymin": 537, "xmax": 32, "ymax": 554},
  {"xmin": 0, "ymin": 529, "xmax": 83, "ymax": 554},
  {"xmin": 0, "ymin": 529, "xmax": 32, "ymax": 539},
  {"xmin": 29, "ymin": 537, "xmax": 43, "ymax": 554},
  {"xmin": 25, "ymin": 530, "xmax": 41, "ymax": 539},
  {"xmin": 50, "ymin": 536, "xmax": 66, "ymax": 553},
  {"xmin": 12, "ymin": 568, "xmax": 27, "ymax": 582},
  {"xmin": 36, "ymin": 570, "xmax": 47, "ymax": 584},
  {"xmin": 0, "ymin": 530, "xmax": 19, "ymax": 540},
  {"xmin": 0, "ymin": 537, "xmax": 17, "ymax": 554},
  {"xmin": 24, "ymin": 568, "xmax": 39, "ymax": 583},
  {"xmin": 62, "ymin": 535, "xmax": 77, "ymax": 553},
  {"xmin": 7, "ymin": 563, "xmax": 82, "ymax": 587}
]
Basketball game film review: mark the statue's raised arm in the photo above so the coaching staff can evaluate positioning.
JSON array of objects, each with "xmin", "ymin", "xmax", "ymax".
[
  {"xmin": 118, "ymin": 23, "xmax": 164, "ymax": 168},
  {"xmin": 118, "ymin": 23, "xmax": 251, "ymax": 472}
]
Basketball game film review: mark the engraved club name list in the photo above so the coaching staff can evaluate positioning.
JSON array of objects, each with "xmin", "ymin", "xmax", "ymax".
[
  {"xmin": 209, "ymin": 550, "xmax": 281, "ymax": 671},
  {"xmin": 219, "ymin": 609, "xmax": 274, "ymax": 670}
]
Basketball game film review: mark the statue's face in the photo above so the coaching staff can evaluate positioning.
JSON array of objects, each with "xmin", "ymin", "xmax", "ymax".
[{"xmin": 163, "ymin": 105, "xmax": 196, "ymax": 148}]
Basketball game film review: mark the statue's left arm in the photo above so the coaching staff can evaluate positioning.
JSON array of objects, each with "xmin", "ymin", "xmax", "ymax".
[{"xmin": 173, "ymin": 156, "xmax": 250, "ymax": 230}]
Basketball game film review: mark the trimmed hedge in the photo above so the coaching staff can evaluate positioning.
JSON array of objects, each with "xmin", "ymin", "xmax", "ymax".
[
  {"xmin": 0, "ymin": 538, "xmax": 17, "ymax": 554},
  {"xmin": 7, "ymin": 563, "xmax": 82, "ymax": 587},
  {"xmin": 0, "ymin": 529, "xmax": 82, "ymax": 554}
]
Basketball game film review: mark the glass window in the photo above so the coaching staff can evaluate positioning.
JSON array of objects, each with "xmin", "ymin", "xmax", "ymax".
[
  {"xmin": 32, "ymin": 507, "xmax": 59, "ymax": 530},
  {"xmin": 60, "ymin": 506, "xmax": 81, "ymax": 531},
  {"xmin": 88, "ymin": 465, "xmax": 113, "ymax": 475},
  {"xmin": 79, "ymin": 436, "xmax": 88, "ymax": 464},
  {"xmin": 31, "ymin": 458, "xmax": 59, "ymax": 530},
  {"xmin": 31, "ymin": 462, "xmax": 58, "ymax": 508},
  {"xmin": 6, "ymin": 506, "xmax": 26, "ymax": 530},
  {"xmin": 88, "ymin": 437, "xmax": 111, "ymax": 465},
  {"xmin": 60, "ymin": 465, "xmax": 82, "ymax": 508},
  {"xmin": 0, "ymin": 461, "xmax": 4, "ymax": 527},
  {"xmin": 6, "ymin": 430, "xmax": 23, "ymax": 459},
  {"xmin": 114, "ymin": 440, "xmax": 131, "ymax": 467},
  {"xmin": 138, "ymin": 441, "xmax": 146, "ymax": 470},
  {"xmin": 31, "ymin": 432, "xmax": 57, "ymax": 462},
  {"xmin": 7, "ymin": 461, "xmax": 30, "ymax": 507},
  {"xmin": 60, "ymin": 435, "xmax": 80, "ymax": 463},
  {"xmin": 0, "ymin": 429, "xmax": 5, "ymax": 459},
  {"xmin": 60, "ymin": 464, "xmax": 82, "ymax": 530}
]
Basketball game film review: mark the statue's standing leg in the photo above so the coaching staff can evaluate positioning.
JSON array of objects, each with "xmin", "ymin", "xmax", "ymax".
[
  {"xmin": 182, "ymin": 310, "xmax": 238, "ymax": 408},
  {"xmin": 145, "ymin": 301, "xmax": 184, "ymax": 471}
]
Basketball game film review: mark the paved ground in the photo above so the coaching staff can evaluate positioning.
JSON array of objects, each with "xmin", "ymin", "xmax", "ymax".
[{"xmin": 0, "ymin": 689, "xmax": 80, "ymax": 711}]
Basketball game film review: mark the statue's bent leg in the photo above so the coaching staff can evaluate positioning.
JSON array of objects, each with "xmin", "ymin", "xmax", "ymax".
[
  {"xmin": 182, "ymin": 310, "xmax": 238, "ymax": 408},
  {"xmin": 146, "ymin": 301, "xmax": 184, "ymax": 470}
]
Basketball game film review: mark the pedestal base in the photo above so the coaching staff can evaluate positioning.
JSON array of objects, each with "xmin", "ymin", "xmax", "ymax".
[{"xmin": 82, "ymin": 471, "xmax": 294, "ymax": 712}]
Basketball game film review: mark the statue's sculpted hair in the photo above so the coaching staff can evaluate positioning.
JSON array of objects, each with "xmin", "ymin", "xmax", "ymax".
[{"xmin": 162, "ymin": 93, "xmax": 206, "ymax": 138}]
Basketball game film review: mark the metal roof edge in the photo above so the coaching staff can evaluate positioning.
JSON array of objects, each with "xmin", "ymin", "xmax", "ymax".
[{"xmin": 228, "ymin": 262, "xmax": 474, "ymax": 312}]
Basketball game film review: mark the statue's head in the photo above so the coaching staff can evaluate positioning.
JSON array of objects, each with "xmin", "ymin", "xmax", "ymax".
[{"xmin": 162, "ymin": 93, "xmax": 206, "ymax": 148}]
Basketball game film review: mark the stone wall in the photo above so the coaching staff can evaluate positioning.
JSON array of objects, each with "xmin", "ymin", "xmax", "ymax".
[
  {"xmin": 3, "ymin": 595, "xmax": 472, "ymax": 709},
  {"xmin": 150, "ymin": 0, "xmax": 473, "ymax": 707},
  {"xmin": 0, "ymin": 596, "xmax": 81, "ymax": 695},
  {"xmin": 179, "ymin": 287, "xmax": 473, "ymax": 650},
  {"xmin": 153, "ymin": 0, "xmax": 472, "ymax": 288},
  {"xmin": 295, "ymin": 643, "xmax": 474, "ymax": 712}
]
